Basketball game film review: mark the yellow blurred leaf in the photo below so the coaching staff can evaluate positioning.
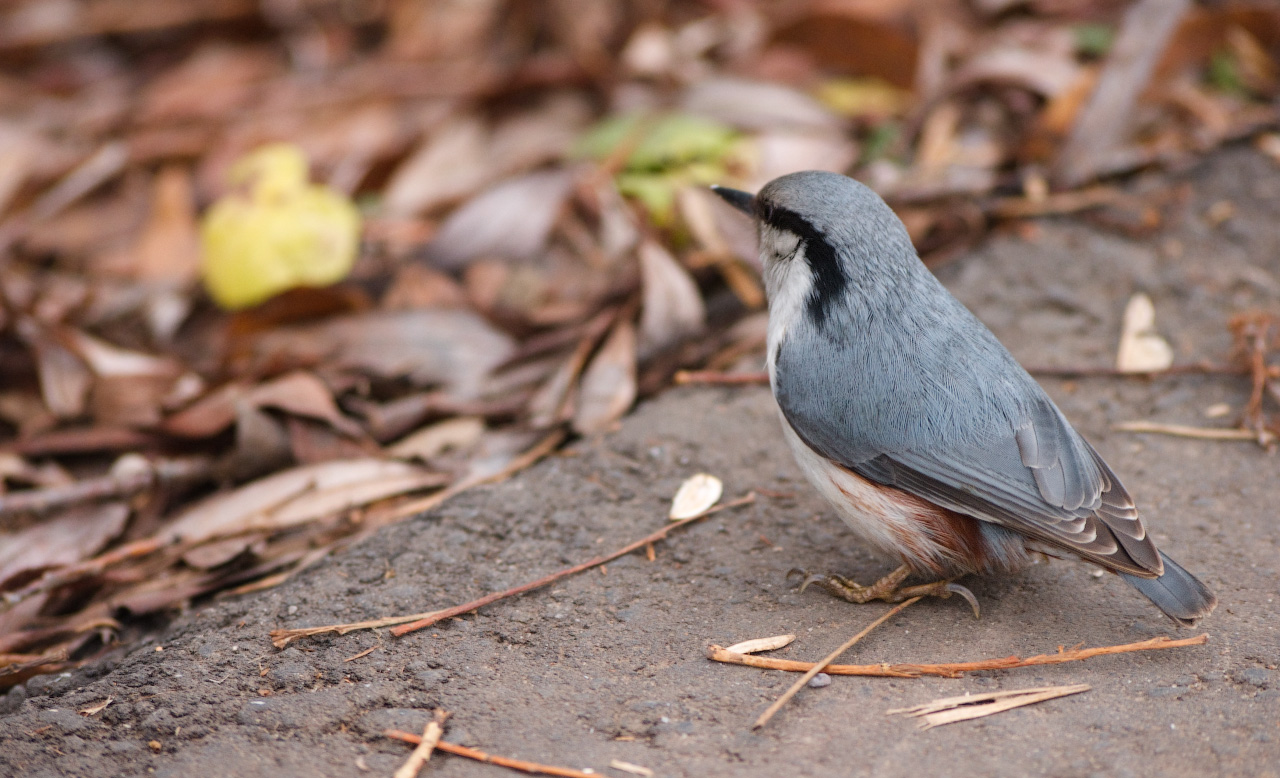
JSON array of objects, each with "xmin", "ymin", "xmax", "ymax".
[{"xmin": 200, "ymin": 143, "xmax": 362, "ymax": 310}]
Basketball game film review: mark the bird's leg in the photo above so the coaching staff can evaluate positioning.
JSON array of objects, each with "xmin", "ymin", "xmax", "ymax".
[{"xmin": 789, "ymin": 564, "xmax": 981, "ymax": 618}]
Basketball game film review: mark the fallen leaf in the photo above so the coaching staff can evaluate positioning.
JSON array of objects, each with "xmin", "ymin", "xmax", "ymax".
[
  {"xmin": 388, "ymin": 417, "xmax": 485, "ymax": 461},
  {"xmin": 424, "ymin": 170, "xmax": 576, "ymax": 269},
  {"xmin": 0, "ymin": 503, "xmax": 129, "ymax": 589},
  {"xmin": 1116, "ymin": 293, "xmax": 1174, "ymax": 373},
  {"xmin": 669, "ymin": 472, "xmax": 723, "ymax": 520},
  {"xmin": 725, "ymin": 634, "xmax": 797, "ymax": 655},
  {"xmin": 682, "ymin": 78, "xmax": 845, "ymax": 133},
  {"xmin": 248, "ymin": 309, "xmax": 516, "ymax": 400},
  {"xmin": 118, "ymin": 166, "xmax": 201, "ymax": 286},
  {"xmin": 572, "ymin": 320, "xmax": 636, "ymax": 436},
  {"xmin": 638, "ymin": 241, "xmax": 705, "ymax": 357},
  {"xmin": 163, "ymin": 371, "xmax": 362, "ymax": 439},
  {"xmin": 163, "ymin": 459, "xmax": 449, "ymax": 545},
  {"xmin": 180, "ymin": 535, "xmax": 266, "ymax": 570},
  {"xmin": 887, "ymin": 684, "xmax": 1090, "ymax": 729},
  {"xmin": 383, "ymin": 116, "xmax": 489, "ymax": 216},
  {"xmin": 17, "ymin": 321, "xmax": 92, "ymax": 420}
]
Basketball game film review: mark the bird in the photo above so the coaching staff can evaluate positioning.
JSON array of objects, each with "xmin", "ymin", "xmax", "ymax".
[{"xmin": 711, "ymin": 172, "xmax": 1216, "ymax": 626}]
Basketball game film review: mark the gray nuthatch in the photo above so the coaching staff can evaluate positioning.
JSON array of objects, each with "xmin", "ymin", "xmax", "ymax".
[{"xmin": 713, "ymin": 172, "xmax": 1216, "ymax": 626}]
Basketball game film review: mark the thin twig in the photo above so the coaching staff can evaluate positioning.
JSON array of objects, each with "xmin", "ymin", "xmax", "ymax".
[
  {"xmin": 385, "ymin": 729, "xmax": 596, "ymax": 778},
  {"xmin": 1114, "ymin": 421, "xmax": 1264, "ymax": 442},
  {"xmin": 269, "ymin": 493, "xmax": 757, "ymax": 646},
  {"xmin": 674, "ymin": 370, "xmax": 768, "ymax": 386},
  {"xmin": 709, "ymin": 634, "xmax": 1208, "ymax": 679},
  {"xmin": 753, "ymin": 597, "xmax": 920, "ymax": 730},
  {"xmin": 389, "ymin": 493, "xmax": 756, "ymax": 637},
  {"xmin": 271, "ymin": 609, "xmax": 447, "ymax": 648},
  {"xmin": 393, "ymin": 709, "xmax": 449, "ymax": 778},
  {"xmin": 1025, "ymin": 362, "xmax": 1241, "ymax": 378}
]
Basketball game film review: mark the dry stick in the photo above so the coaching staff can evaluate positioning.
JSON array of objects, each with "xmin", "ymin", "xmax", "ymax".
[
  {"xmin": 1025, "ymin": 362, "xmax": 1243, "ymax": 379},
  {"xmin": 674, "ymin": 370, "xmax": 768, "ymax": 386},
  {"xmin": 389, "ymin": 493, "xmax": 757, "ymax": 637},
  {"xmin": 753, "ymin": 597, "xmax": 921, "ymax": 730},
  {"xmin": 1114, "ymin": 421, "xmax": 1261, "ymax": 442},
  {"xmin": 393, "ymin": 709, "xmax": 449, "ymax": 778},
  {"xmin": 271, "ymin": 610, "xmax": 447, "ymax": 648},
  {"xmin": 269, "ymin": 493, "xmax": 757, "ymax": 647},
  {"xmin": 710, "ymin": 634, "xmax": 1208, "ymax": 680},
  {"xmin": 386, "ymin": 729, "xmax": 596, "ymax": 778}
]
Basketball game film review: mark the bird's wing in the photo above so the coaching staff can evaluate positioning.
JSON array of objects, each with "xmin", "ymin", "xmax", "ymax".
[{"xmin": 775, "ymin": 335, "xmax": 1162, "ymax": 577}]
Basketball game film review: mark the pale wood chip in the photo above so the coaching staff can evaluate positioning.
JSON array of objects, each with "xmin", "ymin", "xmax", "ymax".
[
  {"xmin": 609, "ymin": 759, "xmax": 655, "ymax": 776},
  {"xmin": 725, "ymin": 634, "xmax": 796, "ymax": 655},
  {"xmin": 669, "ymin": 473, "xmax": 723, "ymax": 520}
]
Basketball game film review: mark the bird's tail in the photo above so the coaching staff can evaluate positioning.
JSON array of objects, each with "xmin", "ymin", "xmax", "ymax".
[{"xmin": 1120, "ymin": 551, "xmax": 1217, "ymax": 627}]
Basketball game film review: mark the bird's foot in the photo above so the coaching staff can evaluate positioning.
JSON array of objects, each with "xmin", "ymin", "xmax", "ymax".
[{"xmin": 787, "ymin": 563, "xmax": 981, "ymax": 618}]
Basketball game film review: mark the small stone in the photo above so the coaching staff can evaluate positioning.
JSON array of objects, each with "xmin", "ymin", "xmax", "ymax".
[
  {"xmin": 1237, "ymin": 668, "xmax": 1272, "ymax": 688},
  {"xmin": 808, "ymin": 673, "xmax": 832, "ymax": 688}
]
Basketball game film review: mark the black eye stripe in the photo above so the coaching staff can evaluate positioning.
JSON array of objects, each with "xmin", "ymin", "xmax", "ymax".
[{"xmin": 760, "ymin": 203, "xmax": 849, "ymax": 329}]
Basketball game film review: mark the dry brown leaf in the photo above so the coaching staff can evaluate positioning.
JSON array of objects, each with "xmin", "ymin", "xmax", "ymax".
[
  {"xmin": 669, "ymin": 473, "xmax": 723, "ymax": 520},
  {"xmin": 388, "ymin": 417, "xmax": 485, "ymax": 461},
  {"xmin": 249, "ymin": 309, "xmax": 516, "ymax": 400},
  {"xmin": 17, "ymin": 321, "xmax": 92, "ymax": 420},
  {"xmin": 383, "ymin": 116, "xmax": 489, "ymax": 217},
  {"xmin": 180, "ymin": 535, "xmax": 265, "ymax": 570},
  {"xmin": 163, "ymin": 458, "xmax": 448, "ymax": 544},
  {"xmin": 65, "ymin": 330, "xmax": 182, "ymax": 379},
  {"xmin": 250, "ymin": 372, "xmax": 365, "ymax": 439},
  {"xmin": 382, "ymin": 265, "xmax": 469, "ymax": 310},
  {"xmin": 424, "ymin": 170, "xmax": 576, "ymax": 270},
  {"xmin": 1116, "ymin": 293, "xmax": 1174, "ymax": 373},
  {"xmin": 0, "ymin": 121, "xmax": 36, "ymax": 218},
  {"xmin": 31, "ymin": 142, "xmax": 128, "ymax": 222},
  {"xmin": 0, "ymin": 503, "xmax": 129, "ymax": 588},
  {"xmin": 682, "ymin": 78, "xmax": 843, "ymax": 133},
  {"xmin": 750, "ymin": 130, "xmax": 859, "ymax": 189},
  {"xmin": 128, "ymin": 166, "xmax": 201, "ymax": 285},
  {"xmin": 638, "ymin": 241, "xmax": 705, "ymax": 357},
  {"xmin": 162, "ymin": 371, "xmax": 361, "ymax": 440},
  {"xmin": 572, "ymin": 320, "xmax": 637, "ymax": 436}
]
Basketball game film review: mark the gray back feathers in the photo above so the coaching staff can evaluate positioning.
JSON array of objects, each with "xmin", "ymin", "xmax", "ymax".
[{"xmin": 757, "ymin": 171, "xmax": 1162, "ymax": 577}]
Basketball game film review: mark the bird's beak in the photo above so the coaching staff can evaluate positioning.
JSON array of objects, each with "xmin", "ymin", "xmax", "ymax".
[{"xmin": 710, "ymin": 185, "xmax": 756, "ymax": 217}]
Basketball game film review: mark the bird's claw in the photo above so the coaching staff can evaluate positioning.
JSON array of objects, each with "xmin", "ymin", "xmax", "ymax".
[{"xmin": 944, "ymin": 582, "xmax": 981, "ymax": 619}]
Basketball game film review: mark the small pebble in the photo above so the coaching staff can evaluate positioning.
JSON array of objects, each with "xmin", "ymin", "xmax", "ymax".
[{"xmin": 808, "ymin": 673, "xmax": 832, "ymax": 688}]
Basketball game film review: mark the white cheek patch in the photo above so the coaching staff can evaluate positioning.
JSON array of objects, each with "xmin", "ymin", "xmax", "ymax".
[
  {"xmin": 759, "ymin": 225, "xmax": 800, "ymax": 263},
  {"xmin": 763, "ymin": 235, "xmax": 813, "ymax": 382}
]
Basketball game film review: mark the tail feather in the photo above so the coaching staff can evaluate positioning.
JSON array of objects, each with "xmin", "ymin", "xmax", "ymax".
[{"xmin": 1120, "ymin": 551, "xmax": 1216, "ymax": 627}]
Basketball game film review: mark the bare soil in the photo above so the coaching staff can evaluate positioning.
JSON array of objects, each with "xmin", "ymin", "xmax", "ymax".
[{"xmin": 2, "ymin": 148, "xmax": 1278, "ymax": 778}]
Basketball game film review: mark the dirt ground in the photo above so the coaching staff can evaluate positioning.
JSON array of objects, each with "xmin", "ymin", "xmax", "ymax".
[{"xmin": 2, "ymin": 147, "xmax": 1278, "ymax": 778}]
